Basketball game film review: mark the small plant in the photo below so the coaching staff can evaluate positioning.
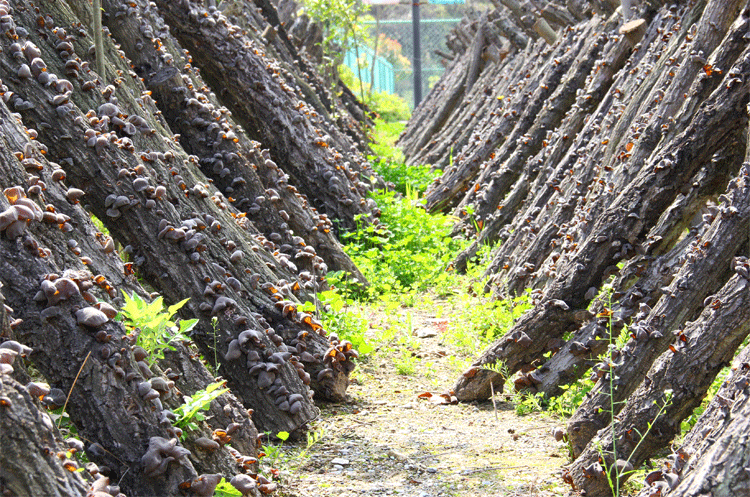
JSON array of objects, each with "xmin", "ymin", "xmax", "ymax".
[
  {"xmin": 394, "ymin": 348, "xmax": 417, "ymax": 375},
  {"xmin": 370, "ymin": 156, "xmax": 440, "ymax": 195},
  {"xmin": 338, "ymin": 188, "xmax": 469, "ymax": 300},
  {"xmin": 172, "ymin": 381, "xmax": 229, "ymax": 436},
  {"xmin": 214, "ymin": 478, "xmax": 242, "ymax": 496},
  {"xmin": 546, "ymin": 376, "xmax": 596, "ymax": 419},
  {"xmin": 596, "ymin": 391, "xmax": 673, "ymax": 496},
  {"xmin": 303, "ymin": 295, "xmax": 374, "ymax": 357},
  {"xmin": 513, "ymin": 391, "xmax": 545, "ymax": 416},
  {"xmin": 210, "ymin": 316, "xmax": 219, "ymax": 374},
  {"xmin": 260, "ymin": 431, "xmax": 290, "ymax": 478},
  {"xmin": 119, "ymin": 291, "xmax": 198, "ymax": 366}
]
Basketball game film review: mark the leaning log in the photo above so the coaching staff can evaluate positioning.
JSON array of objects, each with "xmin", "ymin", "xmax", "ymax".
[
  {"xmin": 0, "ymin": 295, "xmax": 89, "ymax": 497},
  {"xmin": 452, "ymin": 7, "xmax": 750, "ymax": 402},
  {"xmin": 154, "ymin": 0, "xmax": 375, "ymax": 233}
]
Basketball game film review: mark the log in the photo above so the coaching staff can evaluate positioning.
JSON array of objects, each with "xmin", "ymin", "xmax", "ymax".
[
  {"xmin": 101, "ymin": 0, "xmax": 366, "ymax": 282},
  {"xmin": 0, "ymin": 297, "xmax": 89, "ymax": 497},
  {"xmin": 153, "ymin": 1, "xmax": 375, "ymax": 233},
  {"xmin": 452, "ymin": 29, "xmax": 750, "ymax": 402},
  {"xmin": 571, "ymin": 253, "xmax": 750, "ymax": 495},
  {"xmin": 649, "ymin": 341, "xmax": 750, "ymax": 496},
  {"xmin": 0, "ymin": 82, "xmax": 266, "ymax": 497},
  {"xmin": 1, "ymin": 0, "xmax": 352, "ymax": 437}
]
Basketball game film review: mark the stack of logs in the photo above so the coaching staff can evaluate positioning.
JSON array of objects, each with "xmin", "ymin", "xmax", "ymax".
[
  {"xmin": 0, "ymin": 0, "xmax": 381, "ymax": 495},
  {"xmin": 399, "ymin": 0, "xmax": 750, "ymax": 495}
]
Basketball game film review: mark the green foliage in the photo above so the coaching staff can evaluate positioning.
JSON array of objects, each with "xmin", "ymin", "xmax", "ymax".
[
  {"xmin": 546, "ymin": 377, "xmax": 596, "ymax": 419},
  {"xmin": 395, "ymin": 349, "xmax": 417, "ymax": 375},
  {"xmin": 367, "ymin": 88, "xmax": 412, "ymax": 122},
  {"xmin": 513, "ymin": 391, "xmax": 545, "ymax": 416},
  {"xmin": 481, "ymin": 359, "xmax": 509, "ymax": 378},
  {"xmin": 300, "ymin": 0, "xmax": 370, "ymax": 51},
  {"xmin": 214, "ymin": 478, "xmax": 242, "ymax": 496},
  {"xmin": 299, "ymin": 0, "xmax": 370, "ymax": 96},
  {"xmin": 369, "ymin": 119, "xmax": 405, "ymax": 159},
  {"xmin": 303, "ymin": 294, "xmax": 374, "ymax": 357},
  {"xmin": 339, "ymin": 66, "xmax": 411, "ymax": 122},
  {"xmin": 371, "ymin": 158, "xmax": 440, "ymax": 196},
  {"xmin": 445, "ymin": 290, "xmax": 531, "ymax": 355},
  {"xmin": 337, "ymin": 188, "xmax": 468, "ymax": 299},
  {"xmin": 119, "ymin": 292, "xmax": 198, "ymax": 366},
  {"xmin": 172, "ymin": 381, "xmax": 229, "ymax": 436}
]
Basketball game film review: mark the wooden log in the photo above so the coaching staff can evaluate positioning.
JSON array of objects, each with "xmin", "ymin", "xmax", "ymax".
[
  {"xmin": 466, "ymin": 16, "xmax": 489, "ymax": 92},
  {"xmin": 100, "ymin": 0, "xmax": 366, "ymax": 281},
  {"xmin": 452, "ymin": 19, "xmax": 612, "ymax": 234},
  {"xmin": 2, "ymin": 0, "xmax": 352, "ymax": 434},
  {"xmin": 532, "ymin": 157, "xmax": 736, "ymax": 398},
  {"xmin": 648, "ymin": 340, "xmax": 750, "ymax": 496},
  {"xmin": 452, "ymin": 34, "xmax": 750, "ymax": 402},
  {"xmin": 565, "ymin": 40, "xmax": 750, "ymax": 454},
  {"xmin": 0, "ymin": 77, "xmax": 264, "ymax": 497},
  {"xmin": 483, "ymin": 0, "xmax": 740, "ymax": 298},
  {"xmin": 0, "ymin": 107, "xmax": 200, "ymax": 495},
  {"xmin": 571, "ymin": 225, "xmax": 750, "ymax": 495},
  {"xmin": 0, "ymin": 296, "xmax": 88, "ymax": 497},
  {"xmin": 153, "ymin": 1, "xmax": 374, "ymax": 233}
]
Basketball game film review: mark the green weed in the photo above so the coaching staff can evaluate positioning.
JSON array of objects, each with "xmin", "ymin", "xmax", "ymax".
[
  {"xmin": 214, "ymin": 478, "xmax": 242, "ymax": 496},
  {"xmin": 302, "ymin": 295, "xmax": 374, "ymax": 357},
  {"xmin": 338, "ymin": 188, "xmax": 469, "ymax": 300},
  {"xmin": 118, "ymin": 292, "xmax": 198, "ymax": 366},
  {"xmin": 172, "ymin": 381, "xmax": 229, "ymax": 437},
  {"xmin": 370, "ymin": 158, "xmax": 440, "ymax": 196},
  {"xmin": 395, "ymin": 349, "xmax": 417, "ymax": 375}
]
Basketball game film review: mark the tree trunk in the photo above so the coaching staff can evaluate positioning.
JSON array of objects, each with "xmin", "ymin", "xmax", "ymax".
[
  {"xmin": 648, "ymin": 340, "xmax": 750, "ymax": 497},
  {"xmin": 452, "ymin": 1, "xmax": 750, "ymax": 404},
  {"xmin": 575, "ymin": 273, "xmax": 750, "ymax": 496},
  {"xmin": 153, "ymin": 0, "xmax": 375, "ymax": 234},
  {"xmin": 0, "ymin": 297, "xmax": 89, "ymax": 497},
  {"xmin": 100, "ymin": 0, "xmax": 366, "ymax": 283}
]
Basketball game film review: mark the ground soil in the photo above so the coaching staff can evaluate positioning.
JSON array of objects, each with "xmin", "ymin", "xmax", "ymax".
[{"xmin": 274, "ymin": 304, "xmax": 573, "ymax": 497}]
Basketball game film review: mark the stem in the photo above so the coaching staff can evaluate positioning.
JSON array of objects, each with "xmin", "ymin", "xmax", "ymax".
[
  {"xmin": 93, "ymin": 0, "xmax": 105, "ymax": 79},
  {"xmin": 490, "ymin": 381, "xmax": 498, "ymax": 421},
  {"xmin": 58, "ymin": 350, "xmax": 92, "ymax": 430},
  {"xmin": 350, "ymin": 22, "xmax": 367, "ymax": 112},
  {"xmin": 369, "ymin": 12, "xmax": 380, "ymax": 99}
]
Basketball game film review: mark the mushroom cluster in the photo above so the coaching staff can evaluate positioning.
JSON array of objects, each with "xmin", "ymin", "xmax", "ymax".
[{"xmin": 140, "ymin": 436, "xmax": 191, "ymax": 478}]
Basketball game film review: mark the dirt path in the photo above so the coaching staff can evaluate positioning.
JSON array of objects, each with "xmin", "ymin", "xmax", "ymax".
[{"xmin": 274, "ymin": 304, "xmax": 572, "ymax": 497}]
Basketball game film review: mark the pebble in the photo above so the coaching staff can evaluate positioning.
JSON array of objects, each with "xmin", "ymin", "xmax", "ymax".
[
  {"xmin": 426, "ymin": 467, "xmax": 437, "ymax": 474},
  {"xmin": 331, "ymin": 457, "xmax": 350, "ymax": 466},
  {"xmin": 415, "ymin": 327, "xmax": 437, "ymax": 338}
]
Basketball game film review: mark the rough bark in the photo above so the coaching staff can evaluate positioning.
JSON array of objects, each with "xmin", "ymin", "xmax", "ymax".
[
  {"xmin": 100, "ymin": 0, "xmax": 366, "ymax": 282},
  {"xmin": 0, "ymin": 297, "xmax": 89, "ymax": 497},
  {"xmin": 2, "ymin": 0, "xmax": 354, "ymax": 437},
  {"xmin": 452, "ymin": 12, "xmax": 750, "ymax": 402},
  {"xmin": 153, "ymin": 0, "xmax": 375, "ymax": 233},
  {"xmin": 571, "ymin": 272, "xmax": 750, "ymax": 495},
  {"xmin": 651, "ymin": 341, "xmax": 750, "ymax": 497},
  {"xmin": 0, "ymin": 82, "xmax": 266, "ymax": 497}
]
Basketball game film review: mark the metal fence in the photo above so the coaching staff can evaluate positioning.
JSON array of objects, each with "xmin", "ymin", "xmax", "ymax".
[
  {"xmin": 343, "ymin": 45, "xmax": 395, "ymax": 94},
  {"xmin": 342, "ymin": 2, "xmax": 493, "ymax": 108},
  {"xmin": 368, "ymin": 17, "xmax": 460, "ymax": 106},
  {"xmin": 366, "ymin": 15, "xmax": 460, "ymax": 107}
]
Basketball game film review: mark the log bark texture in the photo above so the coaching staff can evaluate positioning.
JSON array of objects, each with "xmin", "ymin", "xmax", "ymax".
[{"xmin": 153, "ymin": 0, "xmax": 375, "ymax": 234}]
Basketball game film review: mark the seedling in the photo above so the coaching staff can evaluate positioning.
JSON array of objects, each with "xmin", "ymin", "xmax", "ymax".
[
  {"xmin": 172, "ymin": 381, "xmax": 229, "ymax": 437},
  {"xmin": 119, "ymin": 291, "xmax": 198, "ymax": 366}
]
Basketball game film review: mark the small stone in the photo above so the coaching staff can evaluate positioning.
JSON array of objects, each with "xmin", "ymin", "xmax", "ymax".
[
  {"xmin": 330, "ymin": 457, "xmax": 350, "ymax": 466},
  {"xmin": 426, "ymin": 467, "xmax": 438, "ymax": 474},
  {"xmin": 415, "ymin": 327, "xmax": 437, "ymax": 338}
]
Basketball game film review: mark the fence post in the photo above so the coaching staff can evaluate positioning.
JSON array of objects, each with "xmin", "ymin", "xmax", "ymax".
[{"xmin": 412, "ymin": 1, "xmax": 422, "ymax": 107}]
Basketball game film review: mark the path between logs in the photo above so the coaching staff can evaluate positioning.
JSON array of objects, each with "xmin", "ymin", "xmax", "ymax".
[{"xmin": 271, "ymin": 302, "xmax": 569, "ymax": 497}]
